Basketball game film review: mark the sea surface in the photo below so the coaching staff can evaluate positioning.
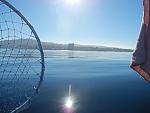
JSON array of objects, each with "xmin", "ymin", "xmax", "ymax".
[{"xmin": 21, "ymin": 50, "xmax": 150, "ymax": 113}]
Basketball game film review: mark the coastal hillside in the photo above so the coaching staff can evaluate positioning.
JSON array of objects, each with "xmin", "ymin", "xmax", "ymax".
[{"xmin": 0, "ymin": 39, "xmax": 133, "ymax": 52}]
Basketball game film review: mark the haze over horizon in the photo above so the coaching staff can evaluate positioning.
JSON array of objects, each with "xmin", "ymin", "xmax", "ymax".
[{"xmin": 7, "ymin": 0, "xmax": 142, "ymax": 49}]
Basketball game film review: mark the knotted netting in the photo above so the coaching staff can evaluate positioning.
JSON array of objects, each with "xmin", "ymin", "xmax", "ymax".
[{"xmin": 0, "ymin": 0, "xmax": 45, "ymax": 113}]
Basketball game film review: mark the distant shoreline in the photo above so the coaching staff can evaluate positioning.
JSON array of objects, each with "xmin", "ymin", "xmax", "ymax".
[
  {"xmin": 1, "ymin": 39, "xmax": 133, "ymax": 52},
  {"xmin": 43, "ymin": 49, "xmax": 133, "ymax": 52}
]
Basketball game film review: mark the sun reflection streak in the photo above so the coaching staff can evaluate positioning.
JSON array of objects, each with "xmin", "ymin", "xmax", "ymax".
[{"xmin": 63, "ymin": 84, "xmax": 75, "ymax": 113}]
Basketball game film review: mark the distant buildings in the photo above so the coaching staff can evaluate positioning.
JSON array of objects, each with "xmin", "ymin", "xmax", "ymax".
[{"xmin": 68, "ymin": 43, "xmax": 74, "ymax": 50}]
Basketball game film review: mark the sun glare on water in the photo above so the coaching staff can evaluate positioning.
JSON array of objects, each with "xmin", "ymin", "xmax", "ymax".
[{"xmin": 65, "ymin": 97, "xmax": 73, "ymax": 108}]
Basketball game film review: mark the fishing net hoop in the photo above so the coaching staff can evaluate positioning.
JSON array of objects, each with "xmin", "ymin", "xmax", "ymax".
[{"xmin": 0, "ymin": 0, "xmax": 45, "ymax": 113}]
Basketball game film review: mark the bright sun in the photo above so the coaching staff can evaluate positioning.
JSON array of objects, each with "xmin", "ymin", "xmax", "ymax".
[{"xmin": 65, "ymin": 0, "xmax": 81, "ymax": 5}]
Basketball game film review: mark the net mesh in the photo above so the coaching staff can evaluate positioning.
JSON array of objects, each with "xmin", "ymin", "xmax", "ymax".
[{"xmin": 0, "ymin": 1, "xmax": 44, "ymax": 113}]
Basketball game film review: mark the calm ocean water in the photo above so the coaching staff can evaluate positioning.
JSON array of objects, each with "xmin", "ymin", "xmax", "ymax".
[
  {"xmin": 44, "ymin": 50, "xmax": 132, "ymax": 78},
  {"xmin": 21, "ymin": 50, "xmax": 150, "ymax": 113}
]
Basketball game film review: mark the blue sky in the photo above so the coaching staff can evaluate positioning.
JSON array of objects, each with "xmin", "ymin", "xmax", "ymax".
[{"xmin": 8, "ymin": 0, "xmax": 142, "ymax": 49}]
